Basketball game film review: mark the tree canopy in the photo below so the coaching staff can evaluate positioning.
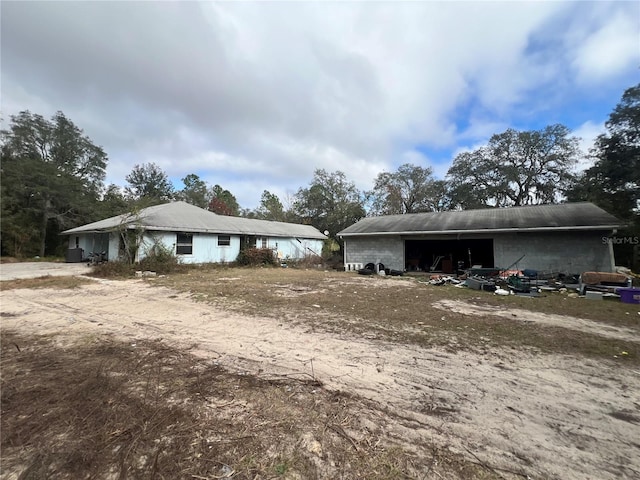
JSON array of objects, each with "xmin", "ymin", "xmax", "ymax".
[
  {"xmin": 292, "ymin": 169, "xmax": 365, "ymax": 242},
  {"xmin": 568, "ymin": 83, "xmax": 639, "ymax": 222},
  {"xmin": 255, "ymin": 190, "xmax": 287, "ymax": 221},
  {"xmin": 124, "ymin": 163, "xmax": 174, "ymax": 205},
  {"xmin": 368, "ymin": 163, "xmax": 446, "ymax": 215},
  {"xmin": 208, "ymin": 184, "xmax": 240, "ymax": 216},
  {"xmin": 178, "ymin": 173, "xmax": 210, "ymax": 209},
  {"xmin": 1, "ymin": 111, "xmax": 108, "ymax": 256},
  {"xmin": 447, "ymin": 125, "xmax": 580, "ymax": 209}
]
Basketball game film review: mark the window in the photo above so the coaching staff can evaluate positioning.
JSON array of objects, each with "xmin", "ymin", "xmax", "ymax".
[
  {"xmin": 176, "ymin": 233, "xmax": 193, "ymax": 255},
  {"xmin": 218, "ymin": 235, "xmax": 231, "ymax": 246},
  {"xmin": 261, "ymin": 237, "xmax": 268, "ymax": 248}
]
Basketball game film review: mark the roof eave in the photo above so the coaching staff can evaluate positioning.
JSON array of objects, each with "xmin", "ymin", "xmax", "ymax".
[{"xmin": 339, "ymin": 225, "xmax": 622, "ymax": 237}]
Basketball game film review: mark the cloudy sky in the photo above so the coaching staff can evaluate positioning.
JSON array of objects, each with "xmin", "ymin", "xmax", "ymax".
[{"xmin": 2, "ymin": 1, "xmax": 639, "ymax": 210}]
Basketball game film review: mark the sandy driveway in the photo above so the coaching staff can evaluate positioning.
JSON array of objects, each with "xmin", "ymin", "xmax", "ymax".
[
  {"xmin": 0, "ymin": 262, "xmax": 91, "ymax": 281},
  {"xmin": 2, "ymin": 278, "xmax": 639, "ymax": 479}
]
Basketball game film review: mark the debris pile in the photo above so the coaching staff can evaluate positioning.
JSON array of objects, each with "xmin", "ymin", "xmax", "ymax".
[{"xmin": 419, "ymin": 268, "xmax": 637, "ymax": 302}]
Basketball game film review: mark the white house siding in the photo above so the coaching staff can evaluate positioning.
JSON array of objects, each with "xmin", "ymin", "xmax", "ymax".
[
  {"xmin": 493, "ymin": 231, "xmax": 615, "ymax": 274},
  {"xmin": 71, "ymin": 231, "xmax": 324, "ymax": 264},
  {"xmin": 273, "ymin": 237, "xmax": 323, "ymax": 260},
  {"xmin": 137, "ymin": 233, "xmax": 324, "ymax": 264},
  {"xmin": 137, "ymin": 232, "xmax": 241, "ymax": 264}
]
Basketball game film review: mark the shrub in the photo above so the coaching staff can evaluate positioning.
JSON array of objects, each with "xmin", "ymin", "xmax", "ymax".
[
  {"xmin": 138, "ymin": 242, "xmax": 185, "ymax": 274},
  {"xmin": 284, "ymin": 254, "xmax": 324, "ymax": 269},
  {"xmin": 91, "ymin": 242, "xmax": 186, "ymax": 278},
  {"xmin": 236, "ymin": 248, "xmax": 276, "ymax": 266},
  {"xmin": 91, "ymin": 260, "xmax": 135, "ymax": 278}
]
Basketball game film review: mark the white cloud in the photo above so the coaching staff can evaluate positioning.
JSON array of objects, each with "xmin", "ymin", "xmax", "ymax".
[
  {"xmin": 572, "ymin": 120, "xmax": 605, "ymax": 172},
  {"xmin": 1, "ymin": 1, "xmax": 636, "ymax": 209},
  {"xmin": 571, "ymin": 8, "xmax": 640, "ymax": 84}
]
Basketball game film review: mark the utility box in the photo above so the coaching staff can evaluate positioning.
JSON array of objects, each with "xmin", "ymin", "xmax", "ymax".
[{"xmin": 65, "ymin": 248, "xmax": 83, "ymax": 263}]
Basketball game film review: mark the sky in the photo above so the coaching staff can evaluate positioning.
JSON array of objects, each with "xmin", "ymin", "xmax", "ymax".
[{"xmin": 2, "ymin": 1, "xmax": 639, "ymax": 211}]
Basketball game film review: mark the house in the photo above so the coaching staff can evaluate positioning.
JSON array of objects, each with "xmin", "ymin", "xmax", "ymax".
[
  {"xmin": 337, "ymin": 202, "xmax": 623, "ymax": 275},
  {"xmin": 62, "ymin": 201, "xmax": 326, "ymax": 264}
]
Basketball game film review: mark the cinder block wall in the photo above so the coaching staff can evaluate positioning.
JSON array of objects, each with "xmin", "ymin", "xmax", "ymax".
[
  {"xmin": 344, "ymin": 236, "xmax": 404, "ymax": 271},
  {"xmin": 493, "ymin": 231, "xmax": 614, "ymax": 274},
  {"xmin": 345, "ymin": 231, "xmax": 615, "ymax": 274}
]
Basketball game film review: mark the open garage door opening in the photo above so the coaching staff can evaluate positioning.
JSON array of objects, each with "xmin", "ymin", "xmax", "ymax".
[{"xmin": 405, "ymin": 238, "xmax": 494, "ymax": 273}]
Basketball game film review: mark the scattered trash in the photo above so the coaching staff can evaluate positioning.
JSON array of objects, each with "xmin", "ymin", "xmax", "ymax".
[
  {"xmin": 217, "ymin": 464, "xmax": 235, "ymax": 478},
  {"xmin": 135, "ymin": 270, "xmax": 157, "ymax": 277}
]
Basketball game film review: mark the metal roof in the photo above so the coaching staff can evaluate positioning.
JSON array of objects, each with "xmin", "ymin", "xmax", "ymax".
[
  {"xmin": 62, "ymin": 201, "xmax": 327, "ymax": 240},
  {"xmin": 338, "ymin": 202, "xmax": 622, "ymax": 237}
]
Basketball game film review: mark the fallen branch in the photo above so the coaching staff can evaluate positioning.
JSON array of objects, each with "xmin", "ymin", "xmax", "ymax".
[
  {"xmin": 327, "ymin": 423, "xmax": 360, "ymax": 452},
  {"xmin": 463, "ymin": 446, "xmax": 529, "ymax": 479}
]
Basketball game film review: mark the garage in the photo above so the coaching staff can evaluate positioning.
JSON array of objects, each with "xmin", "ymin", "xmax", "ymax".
[
  {"xmin": 338, "ymin": 203, "xmax": 622, "ymax": 275},
  {"xmin": 405, "ymin": 238, "xmax": 494, "ymax": 273}
]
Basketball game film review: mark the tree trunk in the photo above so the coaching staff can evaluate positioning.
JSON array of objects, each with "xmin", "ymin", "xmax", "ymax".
[{"xmin": 39, "ymin": 202, "xmax": 48, "ymax": 257}]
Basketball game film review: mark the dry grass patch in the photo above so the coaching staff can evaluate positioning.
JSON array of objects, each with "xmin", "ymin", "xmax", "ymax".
[
  {"xmin": 0, "ymin": 275, "xmax": 95, "ymax": 291},
  {"xmin": 1, "ymin": 330, "xmax": 493, "ymax": 480}
]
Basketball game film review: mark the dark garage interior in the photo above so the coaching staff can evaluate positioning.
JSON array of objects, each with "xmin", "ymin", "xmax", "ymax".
[{"xmin": 405, "ymin": 238, "xmax": 494, "ymax": 273}]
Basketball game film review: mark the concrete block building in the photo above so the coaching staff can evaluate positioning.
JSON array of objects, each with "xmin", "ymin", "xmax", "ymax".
[{"xmin": 338, "ymin": 203, "xmax": 622, "ymax": 275}]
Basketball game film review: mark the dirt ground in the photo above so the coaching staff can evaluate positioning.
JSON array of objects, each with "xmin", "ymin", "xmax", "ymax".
[{"xmin": 2, "ymin": 274, "xmax": 640, "ymax": 479}]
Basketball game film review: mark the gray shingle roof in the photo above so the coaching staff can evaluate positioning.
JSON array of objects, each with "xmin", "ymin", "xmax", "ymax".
[
  {"xmin": 62, "ymin": 201, "xmax": 327, "ymax": 239},
  {"xmin": 338, "ymin": 202, "xmax": 622, "ymax": 236}
]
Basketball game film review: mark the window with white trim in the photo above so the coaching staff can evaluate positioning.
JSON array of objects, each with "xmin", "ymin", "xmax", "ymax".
[
  {"xmin": 261, "ymin": 237, "xmax": 268, "ymax": 248},
  {"xmin": 218, "ymin": 235, "xmax": 231, "ymax": 246},
  {"xmin": 176, "ymin": 233, "xmax": 193, "ymax": 255}
]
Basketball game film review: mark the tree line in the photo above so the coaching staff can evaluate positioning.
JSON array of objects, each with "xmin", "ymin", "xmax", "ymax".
[{"xmin": 1, "ymin": 83, "xmax": 638, "ymax": 265}]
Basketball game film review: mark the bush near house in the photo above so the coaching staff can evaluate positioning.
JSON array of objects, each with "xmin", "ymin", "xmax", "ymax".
[{"xmin": 236, "ymin": 248, "xmax": 277, "ymax": 266}]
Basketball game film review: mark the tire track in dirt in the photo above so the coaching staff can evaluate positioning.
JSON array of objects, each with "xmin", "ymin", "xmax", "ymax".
[{"xmin": 433, "ymin": 299, "xmax": 640, "ymax": 342}]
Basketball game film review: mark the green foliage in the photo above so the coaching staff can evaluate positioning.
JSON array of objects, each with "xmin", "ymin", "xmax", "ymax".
[
  {"xmin": 236, "ymin": 248, "xmax": 276, "ymax": 266},
  {"xmin": 568, "ymin": 83, "xmax": 639, "ymax": 222},
  {"xmin": 125, "ymin": 163, "xmax": 174, "ymax": 205},
  {"xmin": 292, "ymin": 169, "xmax": 365, "ymax": 244},
  {"xmin": 447, "ymin": 124, "xmax": 580, "ymax": 209},
  {"xmin": 1, "ymin": 110, "xmax": 108, "ymax": 257},
  {"xmin": 256, "ymin": 190, "xmax": 287, "ymax": 221},
  {"xmin": 208, "ymin": 184, "xmax": 240, "ymax": 216},
  {"xmin": 368, "ymin": 163, "xmax": 449, "ymax": 215},
  {"xmin": 91, "ymin": 241, "xmax": 184, "ymax": 277},
  {"xmin": 99, "ymin": 184, "xmax": 131, "ymax": 218},
  {"xmin": 138, "ymin": 241, "xmax": 183, "ymax": 274},
  {"xmin": 178, "ymin": 174, "xmax": 210, "ymax": 209}
]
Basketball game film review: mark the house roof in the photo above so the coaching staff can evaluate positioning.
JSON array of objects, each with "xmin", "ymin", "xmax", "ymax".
[
  {"xmin": 338, "ymin": 202, "xmax": 622, "ymax": 237},
  {"xmin": 62, "ymin": 201, "xmax": 327, "ymax": 240}
]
